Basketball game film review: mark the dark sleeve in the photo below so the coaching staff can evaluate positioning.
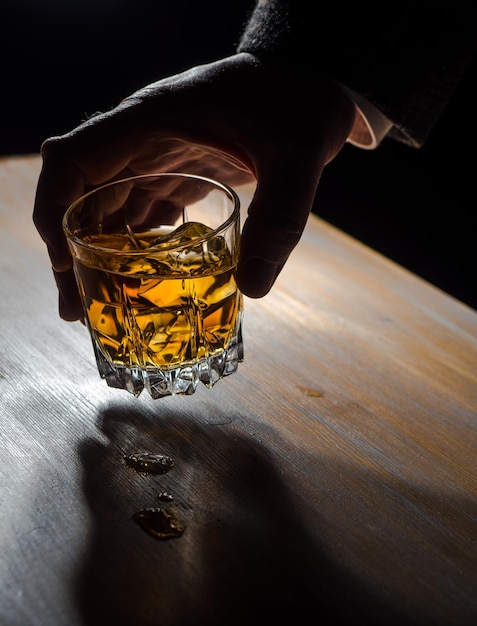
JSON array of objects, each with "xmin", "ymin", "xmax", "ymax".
[{"xmin": 237, "ymin": 0, "xmax": 477, "ymax": 147}]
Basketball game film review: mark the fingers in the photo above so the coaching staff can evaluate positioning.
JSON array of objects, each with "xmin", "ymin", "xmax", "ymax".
[
  {"xmin": 33, "ymin": 155, "xmax": 86, "ymax": 321},
  {"xmin": 53, "ymin": 268, "xmax": 84, "ymax": 322},
  {"xmin": 237, "ymin": 159, "xmax": 321, "ymax": 298},
  {"xmin": 33, "ymin": 116, "xmax": 141, "ymax": 321},
  {"xmin": 33, "ymin": 155, "xmax": 86, "ymax": 272}
]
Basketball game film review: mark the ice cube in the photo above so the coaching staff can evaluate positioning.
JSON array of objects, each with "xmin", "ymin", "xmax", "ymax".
[{"xmin": 147, "ymin": 221, "xmax": 213, "ymax": 249}]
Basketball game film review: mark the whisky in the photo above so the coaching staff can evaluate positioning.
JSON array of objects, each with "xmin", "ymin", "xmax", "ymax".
[{"xmin": 70, "ymin": 222, "xmax": 243, "ymax": 397}]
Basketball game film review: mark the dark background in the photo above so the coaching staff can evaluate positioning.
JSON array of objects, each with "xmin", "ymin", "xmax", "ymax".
[{"xmin": 3, "ymin": 0, "xmax": 475, "ymax": 310}]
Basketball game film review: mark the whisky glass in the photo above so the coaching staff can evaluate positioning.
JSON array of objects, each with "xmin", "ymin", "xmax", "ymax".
[{"xmin": 63, "ymin": 172, "xmax": 243, "ymax": 398}]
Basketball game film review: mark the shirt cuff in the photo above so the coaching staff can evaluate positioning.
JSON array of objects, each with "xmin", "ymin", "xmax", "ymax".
[{"xmin": 337, "ymin": 83, "xmax": 393, "ymax": 150}]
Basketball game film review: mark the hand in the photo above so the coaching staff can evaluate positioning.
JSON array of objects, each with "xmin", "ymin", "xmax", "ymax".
[{"xmin": 33, "ymin": 52, "xmax": 355, "ymax": 320}]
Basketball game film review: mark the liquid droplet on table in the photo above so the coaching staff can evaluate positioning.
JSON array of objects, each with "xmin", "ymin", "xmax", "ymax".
[
  {"xmin": 124, "ymin": 452, "xmax": 174, "ymax": 475},
  {"xmin": 158, "ymin": 491, "xmax": 174, "ymax": 502},
  {"xmin": 133, "ymin": 507, "xmax": 185, "ymax": 540},
  {"xmin": 297, "ymin": 385, "xmax": 324, "ymax": 398}
]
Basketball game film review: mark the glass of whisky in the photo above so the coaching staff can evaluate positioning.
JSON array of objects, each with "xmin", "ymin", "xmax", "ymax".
[{"xmin": 63, "ymin": 172, "xmax": 243, "ymax": 399}]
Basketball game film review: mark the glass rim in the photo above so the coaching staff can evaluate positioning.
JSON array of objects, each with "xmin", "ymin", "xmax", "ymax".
[{"xmin": 62, "ymin": 171, "xmax": 241, "ymax": 255}]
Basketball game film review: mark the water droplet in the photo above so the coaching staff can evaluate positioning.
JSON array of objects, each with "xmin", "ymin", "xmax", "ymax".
[
  {"xmin": 158, "ymin": 491, "xmax": 174, "ymax": 502},
  {"xmin": 124, "ymin": 452, "xmax": 174, "ymax": 475},
  {"xmin": 133, "ymin": 507, "xmax": 185, "ymax": 539},
  {"xmin": 297, "ymin": 385, "xmax": 323, "ymax": 398}
]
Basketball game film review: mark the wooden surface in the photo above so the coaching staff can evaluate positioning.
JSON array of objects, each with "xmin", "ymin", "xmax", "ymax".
[{"xmin": 1, "ymin": 155, "xmax": 476, "ymax": 626}]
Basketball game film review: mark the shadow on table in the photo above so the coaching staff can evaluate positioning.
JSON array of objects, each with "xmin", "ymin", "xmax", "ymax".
[{"xmin": 73, "ymin": 402, "xmax": 419, "ymax": 626}]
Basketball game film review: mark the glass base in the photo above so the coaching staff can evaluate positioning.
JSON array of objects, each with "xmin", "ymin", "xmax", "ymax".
[{"xmin": 92, "ymin": 325, "xmax": 243, "ymax": 399}]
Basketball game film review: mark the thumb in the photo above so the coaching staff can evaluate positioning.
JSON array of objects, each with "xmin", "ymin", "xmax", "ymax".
[{"xmin": 237, "ymin": 159, "xmax": 322, "ymax": 298}]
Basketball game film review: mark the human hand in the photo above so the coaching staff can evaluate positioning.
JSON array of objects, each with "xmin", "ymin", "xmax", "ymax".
[{"xmin": 33, "ymin": 52, "xmax": 355, "ymax": 321}]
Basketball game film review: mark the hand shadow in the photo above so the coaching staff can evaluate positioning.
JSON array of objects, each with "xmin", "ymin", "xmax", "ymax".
[{"xmin": 73, "ymin": 402, "xmax": 418, "ymax": 626}]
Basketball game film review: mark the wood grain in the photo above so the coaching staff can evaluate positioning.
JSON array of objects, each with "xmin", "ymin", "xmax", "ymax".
[{"xmin": 1, "ymin": 155, "xmax": 476, "ymax": 625}]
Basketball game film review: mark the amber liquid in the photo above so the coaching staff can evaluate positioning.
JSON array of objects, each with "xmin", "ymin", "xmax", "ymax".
[{"xmin": 72, "ymin": 225, "xmax": 242, "ymax": 372}]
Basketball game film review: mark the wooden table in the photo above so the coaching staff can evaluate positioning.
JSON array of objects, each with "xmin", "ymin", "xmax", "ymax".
[{"xmin": 1, "ymin": 155, "xmax": 476, "ymax": 626}]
